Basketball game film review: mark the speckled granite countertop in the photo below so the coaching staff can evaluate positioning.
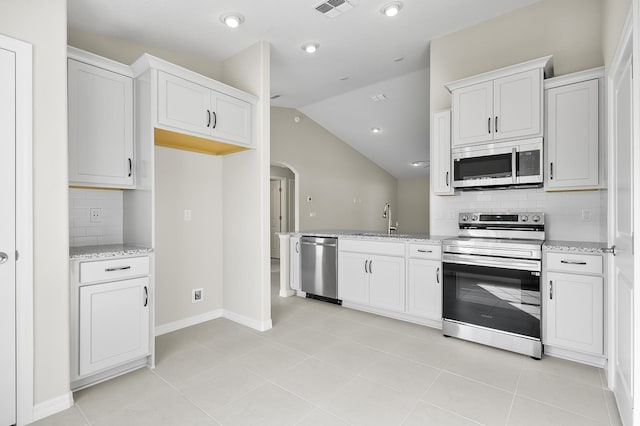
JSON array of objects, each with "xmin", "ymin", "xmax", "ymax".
[
  {"xmin": 282, "ymin": 231, "xmax": 452, "ymax": 244},
  {"xmin": 543, "ymin": 240, "xmax": 609, "ymax": 254},
  {"xmin": 70, "ymin": 244, "xmax": 153, "ymax": 260}
]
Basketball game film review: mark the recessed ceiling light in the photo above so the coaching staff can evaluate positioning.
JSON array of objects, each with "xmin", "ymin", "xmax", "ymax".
[
  {"xmin": 393, "ymin": 57, "xmax": 405, "ymax": 62},
  {"xmin": 370, "ymin": 93, "xmax": 387, "ymax": 102},
  {"xmin": 381, "ymin": 1, "xmax": 403, "ymax": 17},
  {"xmin": 270, "ymin": 94, "xmax": 281, "ymax": 100},
  {"xmin": 410, "ymin": 160, "xmax": 430, "ymax": 168},
  {"xmin": 339, "ymin": 76, "xmax": 350, "ymax": 81},
  {"xmin": 302, "ymin": 43, "xmax": 319, "ymax": 54},
  {"xmin": 220, "ymin": 13, "xmax": 244, "ymax": 28},
  {"xmin": 371, "ymin": 127, "xmax": 382, "ymax": 134}
]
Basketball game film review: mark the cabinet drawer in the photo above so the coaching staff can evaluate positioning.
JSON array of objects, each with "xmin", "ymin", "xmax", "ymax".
[
  {"xmin": 339, "ymin": 239, "xmax": 405, "ymax": 256},
  {"xmin": 408, "ymin": 244, "xmax": 441, "ymax": 260},
  {"xmin": 80, "ymin": 256, "xmax": 150, "ymax": 283},
  {"xmin": 546, "ymin": 252, "xmax": 602, "ymax": 275}
]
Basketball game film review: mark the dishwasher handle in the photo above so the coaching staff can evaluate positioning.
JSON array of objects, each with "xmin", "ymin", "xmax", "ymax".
[{"xmin": 301, "ymin": 241, "xmax": 337, "ymax": 248}]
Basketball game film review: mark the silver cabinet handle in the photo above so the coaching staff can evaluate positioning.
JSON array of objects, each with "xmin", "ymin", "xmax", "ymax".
[
  {"xmin": 417, "ymin": 249, "xmax": 433, "ymax": 253},
  {"xmin": 128, "ymin": 158, "xmax": 132, "ymax": 177},
  {"xmin": 143, "ymin": 286, "xmax": 148, "ymax": 307},
  {"xmin": 549, "ymin": 280, "xmax": 553, "ymax": 300},
  {"xmin": 206, "ymin": 109, "xmax": 211, "ymax": 127},
  {"xmin": 105, "ymin": 266, "xmax": 131, "ymax": 272},
  {"xmin": 364, "ymin": 260, "xmax": 368, "ymax": 274},
  {"xmin": 369, "ymin": 260, "xmax": 373, "ymax": 274},
  {"xmin": 495, "ymin": 116, "xmax": 498, "ymax": 133},
  {"xmin": 436, "ymin": 267, "xmax": 440, "ymax": 284},
  {"xmin": 211, "ymin": 111, "xmax": 217, "ymax": 129},
  {"xmin": 550, "ymin": 162, "xmax": 554, "ymax": 180},
  {"xmin": 561, "ymin": 260, "xmax": 587, "ymax": 265},
  {"xmin": 0, "ymin": 252, "xmax": 7, "ymax": 264},
  {"xmin": 295, "ymin": 241, "xmax": 299, "ymax": 253},
  {"xmin": 446, "ymin": 171, "xmax": 449, "ymax": 187},
  {"xmin": 488, "ymin": 117, "xmax": 491, "ymax": 134}
]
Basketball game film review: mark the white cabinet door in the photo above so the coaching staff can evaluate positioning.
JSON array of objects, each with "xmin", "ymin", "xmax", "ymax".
[
  {"xmin": 79, "ymin": 277, "xmax": 150, "ymax": 376},
  {"xmin": 407, "ymin": 258, "xmax": 441, "ymax": 320},
  {"xmin": 493, "ymin": 69, "xmax": 542, "ymax": 141},
  {"xmin": 452, "ymin": 80, "xmax": 493, "ymax": 147},
  {"xmin": 431, "ymin": 109, "xmax": 454, "ymax": 195},
  {"xmin": 338, "ymin": 252, "xmax": 369, "ymax": 305},
  {"xmin": 211, "ymin": 92, "xmax": 252, "ymax": 146},
  {"xmin": 157, "ymin": 71, "xmax": 211, "ymax": 137},
  {"xmin": 68, "ymin": 59, "xmax": 134, "ymax": 187},
  {"xmin": 545, "ymin": 271, "xmax": 603, "ymax": 355},
  {"xmin": 546, "ymin": 79, "xmax": 599, "ymax": 190},
  {"xmin": 289, "ymin": 236, "xmax": 301, "ymax": 291},
  {"xmin": 368, "ymin": 255, "xmax": 405, "ymax": 313}
]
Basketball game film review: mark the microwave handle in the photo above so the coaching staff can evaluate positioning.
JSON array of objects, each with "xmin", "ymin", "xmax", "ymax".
[{"xmin": 512, "ymin": 147, "xmax": 517, "ymax": 184}]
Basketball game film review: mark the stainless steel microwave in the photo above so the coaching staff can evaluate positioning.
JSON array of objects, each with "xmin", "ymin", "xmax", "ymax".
[{"xmin": 452, "ymin": 138, "xmax": 543, "ymax": 190}]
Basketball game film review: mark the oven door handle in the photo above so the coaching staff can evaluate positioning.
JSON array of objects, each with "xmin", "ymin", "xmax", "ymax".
[{"xmin": 443, "ymin": 253, "xmax": 541, "ymax": 272}]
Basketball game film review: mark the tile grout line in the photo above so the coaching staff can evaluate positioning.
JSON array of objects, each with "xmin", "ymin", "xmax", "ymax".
[
  {"xmin": 73, "ymin": 401, "xmax": 93, "ymax": 426},
  {"xmin": 503, "ymin": 367, "xmax": 523, "ymax": 426},
  {"xmin": 516, "ymin": 393, "xmax": 612, "ymax": 425}
]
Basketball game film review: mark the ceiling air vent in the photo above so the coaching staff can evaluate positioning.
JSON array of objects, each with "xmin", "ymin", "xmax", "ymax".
[{"xmin": 315, "ymin": 0, "xmax": 353, "ymax": 18}]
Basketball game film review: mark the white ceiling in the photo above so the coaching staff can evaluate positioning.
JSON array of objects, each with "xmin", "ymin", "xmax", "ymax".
[{"xmin": 68, "ymin": 0, "xmax": 540, "ymax": 178}]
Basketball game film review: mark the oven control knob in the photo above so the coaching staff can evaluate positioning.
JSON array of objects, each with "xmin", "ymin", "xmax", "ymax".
[
  {"xmin": 532, "ymin": 215, "xmax": 541, "ymax": 222},
  {"xmin": 461, "ymin": 215, "xmax": 468, "ymax": 221},
  {"xmin": 521, "ymin": 215, "xmax": 528, "ymax": 222},
  {"xmin": 471, "ymin": 215, "xmax": 478, "ymax": 221}
]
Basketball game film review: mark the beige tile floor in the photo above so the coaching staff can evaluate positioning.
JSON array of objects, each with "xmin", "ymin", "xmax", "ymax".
[{"xmin": 34, "ymin": 262, "xmax": 622, "ymax": 426}]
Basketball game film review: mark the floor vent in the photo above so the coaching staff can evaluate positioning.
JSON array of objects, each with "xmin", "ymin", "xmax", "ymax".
[{"xmin": 315, "ymin": 0, "xmax": 353, "ymax": 17}]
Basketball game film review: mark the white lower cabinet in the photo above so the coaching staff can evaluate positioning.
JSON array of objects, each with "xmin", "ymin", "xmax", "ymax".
[
  {"xmin": 71, "ymin": 254, "xmax": 153, "ymax": 389},
  {"xmin": 543, "ymin": 251, "xmax": 604, "ymax": 357},
  {"xmin": 407, "ymin": 258, "xmax": 442, "ymax": 320},
  {"xmin": 289, "ymin": 236, "xmax": 301, "ymax": 291},
  {"xmin": 79, "ymin": 277, "xmax": 150, "ymax": 376},
  {"xmin": 338, "ymin": 241, "xmax": 405, "ymax": 313}
]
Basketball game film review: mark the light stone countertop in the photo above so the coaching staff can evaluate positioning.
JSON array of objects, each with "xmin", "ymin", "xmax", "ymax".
[
  {"xmin": 282, "ymin": 230, "xmax": 452, "ymax": 244},
  {"xmin": 543, "ymin": 240, "xmax": 609, "ymax": 254},
  {"xmin": 70, "ymin": 244, "xmax": 154, "ymax": 260}
]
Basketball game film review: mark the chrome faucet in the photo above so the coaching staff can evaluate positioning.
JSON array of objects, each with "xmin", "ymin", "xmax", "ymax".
[{"xmin": 382, "ymin": 203, "xmax": 398, "ymax": 235}]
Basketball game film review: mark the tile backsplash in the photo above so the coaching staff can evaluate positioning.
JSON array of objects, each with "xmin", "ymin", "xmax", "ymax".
[
  {"xmin": 69, "ymin": 188, "xmax": 123, "ymax": 247},
  {"xmin": 430, "ymin": 187, "xmax": 607, "ymax": 242}
]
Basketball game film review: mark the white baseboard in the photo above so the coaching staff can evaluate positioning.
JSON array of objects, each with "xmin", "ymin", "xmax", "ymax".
[
  {"xmin": 544, "ymin": 345, "xmax": 607, "ymax": 368},
  {"xmin": 223, "ymin": 309, "xmax": 273, "ymax": 331},
  {"xmin": 154, "ymin": 308, "xmax": 273, "ymax": 335},
  {"xmin": 32, "ymin": 391, "xmax": 73, "ymax": 422},
  {"xmin": 155, "ymin": 309, "xmax": 223, "ymax": 336}
]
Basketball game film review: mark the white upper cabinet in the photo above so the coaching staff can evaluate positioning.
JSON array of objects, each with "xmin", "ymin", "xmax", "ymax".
[
  {"xmin": 157, "ymin": 70, "xmax": 252, "ymax": 147},
  {"xmin": 452, "ymin": 81, "xmax": 494, "ymax": 146},
  {"xmin": 431, "ymin": 109, "xmax": 454, "ymax": 195},
  {"xmin": 545, "ymin": 70, "xmax": 602, "ymax": 191},
  {"xmin": 447, "ymin": 56, "xmax": 551, "ymax": 148},
  {"xmin": 68, "ymin": 57, "xmax": 134, "ymax": 188}
]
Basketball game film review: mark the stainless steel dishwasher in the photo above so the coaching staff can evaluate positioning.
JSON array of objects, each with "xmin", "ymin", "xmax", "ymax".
[{"xmin": 300, "ymin": 236, "xmax": 340, "ymax": 303}]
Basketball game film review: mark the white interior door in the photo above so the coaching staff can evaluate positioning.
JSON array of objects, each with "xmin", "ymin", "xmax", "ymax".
[
  {"xmin": 0, "ymin": 46, "xmax": 17, "ymax": 426},
  {"xmin": 609, "ymin": 35, "xmax": 634, "ymax": 426},
  {"xmin": 270, "ymin": 180, "xmax": 282, "ymax": 258}
]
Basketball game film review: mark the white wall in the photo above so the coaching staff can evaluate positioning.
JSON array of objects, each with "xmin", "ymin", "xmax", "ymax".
[
  {"xmin": 69, "ymin": 189, "xmax": 123, "ymax": 247},
  {"xmin": 429, "ymin": 0, "xmax": 607, "ymax": 242},
  {"xmin": 0, "ymin": 0, "xmax": 70, "ymax": 409},
  {"xmin": 603, "ymin": 0, "xmax": 632, "ymax": 66},
  {"xmin": 68, "ymin": 29, "xmax": 222, "ymax": 80},
  {"xmin": 221, "ymin": 42, "xmax": 272, "ymax": 329},
  {"xmin": 154, "ymin": 147, "xmax": 224, "ymax": 325},
  {"xmin": 397, "ymin": 176, "xmax": 430, "ymax": 233},
  {"xmin": 271, "ymin": 107, "xmax": 398, "ymax": 232}
]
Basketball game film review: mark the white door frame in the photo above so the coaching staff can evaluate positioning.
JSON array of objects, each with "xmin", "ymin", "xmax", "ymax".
[
  {"xmin": 271, "ymin": 162, "xmax": 299, "ymax": 232},
  {"xmin": 0, "ymin": 33, "xmax": 34, "ymax": 425}
]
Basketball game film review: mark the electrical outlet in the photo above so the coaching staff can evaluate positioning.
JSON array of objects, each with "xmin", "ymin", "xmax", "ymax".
[
  {"xmin": 90, "ymin": 208, "xmax": 102, "ymax": 223},
  {"xmin": 192, "ymin": 288, "xmax": 203, "ymax": 303},
  {"xmin": 581, "ymin": 209, "xmax": 592, "ymax": 222}
]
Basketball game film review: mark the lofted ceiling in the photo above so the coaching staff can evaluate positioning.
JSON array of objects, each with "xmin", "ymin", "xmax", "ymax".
[{"xmin": 68, "ymin": 0, "xmax": 540, "ymax": 178}]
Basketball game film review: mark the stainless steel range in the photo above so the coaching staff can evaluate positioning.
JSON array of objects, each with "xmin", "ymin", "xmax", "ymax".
[{"xmin": 442, "ymin": 212, "xmax": 545, "ymax": 358}]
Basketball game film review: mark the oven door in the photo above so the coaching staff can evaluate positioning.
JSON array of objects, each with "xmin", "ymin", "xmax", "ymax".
[{"xmin": 442, "ymin": 254, "xmax": 541, "ymax": 339}]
